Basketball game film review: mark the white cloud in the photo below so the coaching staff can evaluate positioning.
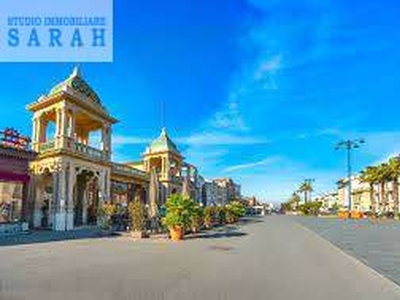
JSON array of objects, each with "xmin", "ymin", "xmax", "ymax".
[
  {"xmin": 112, "ymin": 135, "xmax": 151, "ymax": 146},
  {"xmin": 209, "ymin": 99, "xmax": 248, "ymax": 132},
  {"xmin": 112, "ymin": 132, "xmax": 269, "ymax": 148},
  {"xmin": 223, "ymin": 156, "xmax": 282, "ymax": 173},
  {"xmin": 177, "ymin": 132, "xmax": 269, "ymax": 146},
  {"xmin": 253, "ymin": 54, "xmax": 282, "ymax": 90}
]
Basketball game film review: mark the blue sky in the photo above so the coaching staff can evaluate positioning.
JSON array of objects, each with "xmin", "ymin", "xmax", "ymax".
[{"xmin": 0, "ymin": 0, "xmax": 400, "ymax": 202}]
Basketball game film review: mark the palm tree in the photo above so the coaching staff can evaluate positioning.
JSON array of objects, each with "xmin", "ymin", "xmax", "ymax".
[
  {"xmin": 360, "ymin": 166, "xmax": 379, "ymax": 214},
  {"xmin": 387, "ymin": 157, "xmax": 400, "ymax": 217},
  {"xmin": 289, "ymin": 192, "xmax": 301, "ymax": 210},
  {"xmin": 376, "ymin": 163, "xmax": 391, "ymax": 213},
  {"xmin": 298, "ymin": 180, "xmax": 313, "ymax": 203}
]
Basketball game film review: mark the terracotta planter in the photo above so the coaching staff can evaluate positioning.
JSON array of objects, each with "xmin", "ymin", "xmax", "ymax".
[
  {"xmin": 350, "ymin": 211, "xmax": 363, "ymax": 219},
  {"xmin": 338, "ymin": 211, "xmax": 349, "ymax": 219},
  {"xmin": 169, "ymin": 226, "xmax": 184, "ymax": 241}
]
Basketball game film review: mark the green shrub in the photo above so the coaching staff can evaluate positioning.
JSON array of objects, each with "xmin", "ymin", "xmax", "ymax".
[
  {"xmin": 98, "ymin": 203, "xmax": 116, "ymax": 230},
  {"xmin": 189, "ymin": 205, "xmax": 204, "ymax": 233},
  {"xmin": 203, "ymin": 206, "xmax": 215, "ymax": 228},
  {"xmin": 216, "ymin": 206, "xmax": 226, "ymax": 225},
  {"xmin": 298, "ymin": 201, "xmax": 322, "ymax": 216},
  {"xmin": 226, "ymin": 201, "xmax": 246, "ymax": 223},
  {"xmin": 162, "ymin": 194, "xmax": 197, "ymax": 229},
  {"xmin": 128, "ymin": 201, "xmax": 145, "ymax": 232}
]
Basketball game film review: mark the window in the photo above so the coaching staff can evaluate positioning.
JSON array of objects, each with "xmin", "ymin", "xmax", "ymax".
[{"xmin": 0, "ymin": 181, "xmax": 23, "ymax": 223}]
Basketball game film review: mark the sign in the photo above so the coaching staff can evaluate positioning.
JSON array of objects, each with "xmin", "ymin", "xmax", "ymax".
[
  {"xmin": 0, "ymin": 128, "xmax": 30, "ymax": 150},
  {"xmin": 0, "ymin": 0, "xmax": 113, "ymax": 62}
]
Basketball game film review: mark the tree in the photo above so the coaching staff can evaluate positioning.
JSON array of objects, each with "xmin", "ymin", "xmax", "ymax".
[
  {"xmin": 298, "ymin": 180, "xmax": 313, "ymax": 203},
  {"xmin": 289, "ymin": 193, "xmax": 301, "ymax": 210},
  {"xmin": 377, "ymin": 163, "xmax": 391, "ymax": 212},
  {"xmin": 298, "ymin": 201, "xmax": 322, "ymax": 216},
  {"xmin": 360, "ymin": 166, "xmax": 379, "ymax": 214},
  {"xmin": 387, "ymin": 157, "xmax": 400, "ymax": 217}
]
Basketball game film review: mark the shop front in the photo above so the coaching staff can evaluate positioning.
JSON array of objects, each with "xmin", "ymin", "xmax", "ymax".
[{"xmin": 0, "ymin": 128, "xmax": 37, "ymax": 235}]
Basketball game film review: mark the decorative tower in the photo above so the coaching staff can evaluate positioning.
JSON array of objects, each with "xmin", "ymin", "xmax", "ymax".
[
  {"xmin": 143, "ymin": 128, "xmax": 183, "ymax": 204},
  {"xmin": 27, "ymin": 66, "xmax": 118, "ymax": 231}
]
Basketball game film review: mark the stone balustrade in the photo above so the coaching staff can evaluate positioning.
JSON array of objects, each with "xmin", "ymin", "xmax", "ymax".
[{"xmin": 111, "ymin": 162, "xmax": 149, "ymax": 180}]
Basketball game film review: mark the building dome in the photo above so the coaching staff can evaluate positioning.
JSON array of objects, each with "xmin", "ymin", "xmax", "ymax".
[
  {"xmin": 48, "ymin": 66, "xmax": 103, "ymax": 108},
  {"xmin": 146, "ymin": 128, "xmax": 180, "ymax": 155}
]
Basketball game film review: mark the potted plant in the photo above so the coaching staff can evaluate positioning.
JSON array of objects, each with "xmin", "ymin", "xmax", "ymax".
[
  {"xmin": 128, "ymin": 201, "xmax": 147, "ymax": 238},
  {"xmin": 99, "ymin": 203, "xmax": 116, "ymax": 233},
  {"xmin": 189, "ymin": 205, "xmax": 203, "ymax": 233},
  {"xmin": 226, "ymin": 201, "xmax": 246, "ymax": 223},
  {"xmin": 162, "ymin": 194, "xmax": 195, "ymax": 241},
  {"xmin": 216, "ymin": 206, "xmax": 226, "ymax": 226},
  {"xmin": 204, "ymin": 206, "xmax": 215, "ymax": 229},
  {"xmin": 225, "ymin": 205, "xmax": 236, "ymax": 224}
]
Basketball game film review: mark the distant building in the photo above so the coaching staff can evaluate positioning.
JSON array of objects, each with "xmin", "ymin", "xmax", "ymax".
[
  {"xmin": 316, "ymin": 192, "xmax": 338, "ymax": 211},
  {"xmin": 203, "ymin": 181, "xmax": 217, "ymax": 206},
  {"xmin": 213, "ymin": 178, "xmax": 238, "ymax": 205},
  {"xmin": 337, "ymin": 176, "xmax": 371, "ymax": 212}
]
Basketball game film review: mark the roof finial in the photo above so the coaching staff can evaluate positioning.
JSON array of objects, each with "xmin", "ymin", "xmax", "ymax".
[
  {"xmin": 161, "ymin": 127, "xmax": 167, "ymax": 136},
  {"xmin": 71, "ymin": 65, "xmax": 81, "ymax": 77}
]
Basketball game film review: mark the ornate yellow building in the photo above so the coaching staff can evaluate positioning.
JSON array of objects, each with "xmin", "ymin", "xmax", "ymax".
[
  {"xmin": 128, "ymin": 128, "xmax": 185, "ymax": 204},
  {"xmin": 27, "ymin": 67, "xmax": 149, "ymax": 231}
]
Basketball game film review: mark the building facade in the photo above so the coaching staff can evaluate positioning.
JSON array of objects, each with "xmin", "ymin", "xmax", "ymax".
[
  {"xmin": 2, "ymin": 67, "xmax": 244, "ymax": 233},
  {"xmin": 0, "ymin": 129, "xmax": 37, "ymax": 234},
  {"xmin": 27, "ymin": 67, "xmax": 149, "ymax": 231},
  {"xmin": 337, "ymin": 176, "xmax": 371, "ymax": 212}
]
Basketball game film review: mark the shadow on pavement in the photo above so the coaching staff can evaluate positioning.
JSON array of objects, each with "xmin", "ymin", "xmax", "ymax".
[
  {"xmin": 189, "ymin": 231, "xmax": 247, "ymax": 239},
  {"xmin": 0, "ymin": 228, "xmax": 118, "ymax": 248},
  {"xmin": 238, "ymin": 216, "xmax": 265, "ymax": 225},
  {"xmin": 186, "ymin": 225, "xmax": 248, "ymax": 240}
]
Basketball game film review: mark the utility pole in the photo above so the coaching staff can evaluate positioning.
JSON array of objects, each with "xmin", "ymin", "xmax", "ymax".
[{"xmin": 335, "ymin": 139, "xmax": 365, "ymax": 214}]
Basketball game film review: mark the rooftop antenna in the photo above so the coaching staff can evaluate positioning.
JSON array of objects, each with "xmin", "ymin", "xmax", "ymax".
[{"xmin": 161, "ymin": 99, "xmax": 166, "ymax": 131}]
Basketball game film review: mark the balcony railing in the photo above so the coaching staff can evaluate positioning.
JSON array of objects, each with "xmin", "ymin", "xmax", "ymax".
[
  {"xmin": 38, "ymin": 140, "xmax": 107, "ymax": 161},
  {"xmin": 39, "ymin": 140, "xmax": 55, "ymax": 152},
  {"xmin": 74, "ymin": 142, "xmax": 107, "ymax": 160},
  {"xmin": 112, "ymin": 162, "xmax": 149, "ymax": 180}
]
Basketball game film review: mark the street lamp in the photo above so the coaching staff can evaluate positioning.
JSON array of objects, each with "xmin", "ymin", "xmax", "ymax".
[{"xmin": 335, "ymin": 139, "xmax": 365, "ymax": 214}]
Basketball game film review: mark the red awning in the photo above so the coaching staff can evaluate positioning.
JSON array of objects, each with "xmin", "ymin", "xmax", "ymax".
[{"xmin": 0, "ymin": 171, "xmax": 30, "ymax": 183}]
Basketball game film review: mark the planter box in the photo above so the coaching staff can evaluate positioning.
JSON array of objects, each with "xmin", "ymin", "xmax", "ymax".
[
  {"xmin": 350, "ymin": 211, "xmax": 363, "ymax": 219},
  {"xmin": 130, "ymin": 231, "xmax": 147, "ymax": 239}
]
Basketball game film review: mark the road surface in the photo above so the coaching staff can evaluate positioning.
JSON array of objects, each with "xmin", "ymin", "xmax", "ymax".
[{"xmin": 1, "ymin": 216, "xmax": 399, "ymax": 300}]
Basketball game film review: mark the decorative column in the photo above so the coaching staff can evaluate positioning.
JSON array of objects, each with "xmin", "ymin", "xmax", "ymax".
[
  {"xmin": 20, "ymin": 181, "xmax": 30, "ymax": 224},
  {"xmin": 67, "ymin": 110, "xmax": 76, "ymax": 151},
  {"xmin": 53, "ymin": 163, "xmax": 67, "ymax": 231},
  {"xmin": 38, "ymin": 118, "xmax": 47, "ymax": 144},
  {"xmin": 82, "ymin": 185, "xmax": 88, "ymax": 225},
  {"xmin": 53, "ymin": 109, "xmax": 61, "ymax": 148},
  {"xmin": 60, "ymin": 108, "xmax": 69, "ymax": 149},
  {"xmin": 32, "ymin": 175, "xmax": 43, "ymax": 228},
  {"xmin": 101, "ymin": 124, "xmax": 111, "ymax": 160},
  {"xmin": 66, "ymin": 163, "xmax": 75, "ymax": 230},
  {"xmin": 32, "ymin": 117, "xmax": 39, "ymax": 151}
]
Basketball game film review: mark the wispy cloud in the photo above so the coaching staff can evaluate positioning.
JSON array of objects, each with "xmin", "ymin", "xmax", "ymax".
[
  {"xmin": 178, "ymin": 132, "xmax": 269, "ymax": 146},
  {"xmin": 224, "ymin": 156, "xmax": 282, "ymax": 173},
  {"xmin": 209, "ymin": 100, "xmax": 248, "ymax": 132},
  {"xmin": 113, "ymin": 132, "xmax": 269, "ymax": 148},
  {"xmin": 113, "ymin": 135, "xmax": 151, "ymax": 146}
]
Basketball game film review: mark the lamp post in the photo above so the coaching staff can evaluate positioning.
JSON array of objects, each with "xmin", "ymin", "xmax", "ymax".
[{"xmin": 335, "ymin": 139, "xmax": 365, "ymax": 214}]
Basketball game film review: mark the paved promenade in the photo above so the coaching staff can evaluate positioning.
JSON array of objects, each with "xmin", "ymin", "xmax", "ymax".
[
  {"xmin": 296, "ymin": 216, "xmax": 400, "ymax": 286},
  {"xmin": 1, "ymin": 216, "xmax": 400, "ymax": 300}
]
